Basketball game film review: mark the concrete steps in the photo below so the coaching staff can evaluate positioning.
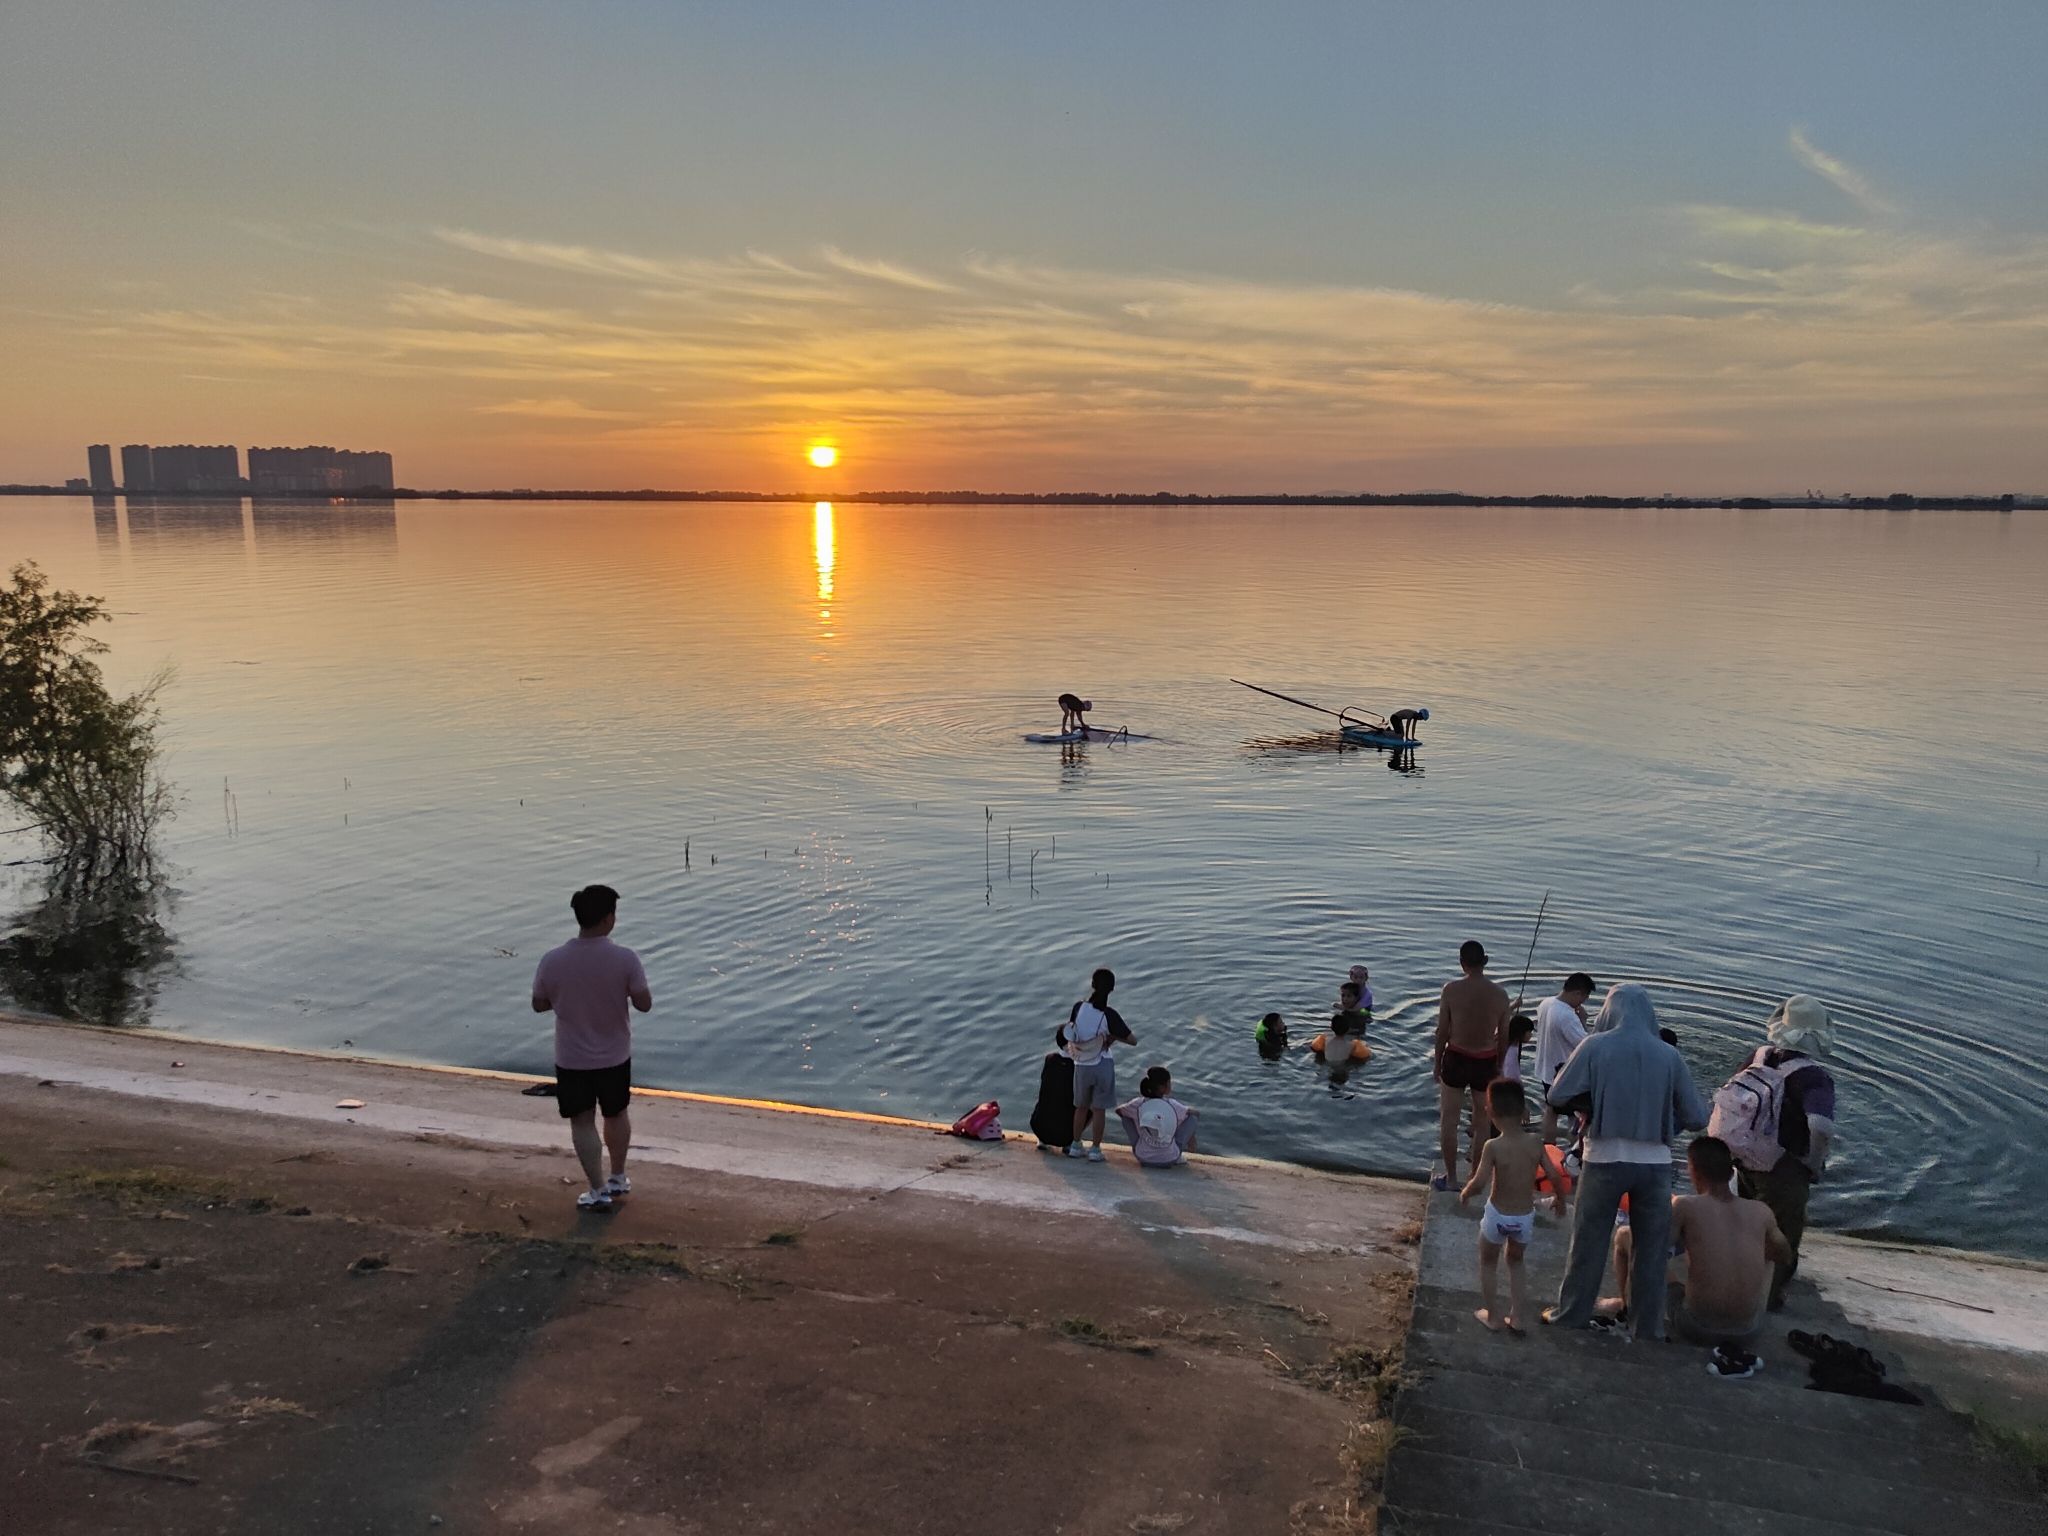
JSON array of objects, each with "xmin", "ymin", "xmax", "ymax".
[{"xmin": 1380, "ymin": 1187, "xmax": 2048, "ymax": 1536}]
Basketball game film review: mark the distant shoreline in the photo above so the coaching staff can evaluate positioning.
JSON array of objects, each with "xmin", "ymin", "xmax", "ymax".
[{"xmin": 3, "ymin": 485, "xmax": 2033, "ymax": 511}]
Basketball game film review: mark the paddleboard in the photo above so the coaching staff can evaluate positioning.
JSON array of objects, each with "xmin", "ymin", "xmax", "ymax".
[
  {"xmin": 1339, "ymin": 726, "xmax": 1421, "ymax": 749},
  {"xmin": 1022, "ymin": 726, "xmax": 1151, "ymax": 744}
]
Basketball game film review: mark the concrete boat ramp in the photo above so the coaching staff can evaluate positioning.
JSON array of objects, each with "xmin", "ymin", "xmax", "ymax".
[
  {"xmin": 1381, "ymin": 1185, "xmax": 2048, "ymax": 1535},
  {"xmin": 4, "ymin": 1014, "xmax": 2044, "ymax": 1532}
]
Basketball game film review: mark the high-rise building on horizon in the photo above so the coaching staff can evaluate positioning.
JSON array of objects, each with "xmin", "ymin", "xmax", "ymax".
[
  {"xmin": 120, "ymin": 444, "xmax": 154, "ymax": 494},
  {"xmin": 149, "ymin": 444, "xmax": 241, "ymax": 494},
  {"xmin": 248, "ymin": 445, "xmax": 395, "ymax": 493},
  {"xmin": 87, "ymin": 444, "xmax": 114, "ymax": 493}
]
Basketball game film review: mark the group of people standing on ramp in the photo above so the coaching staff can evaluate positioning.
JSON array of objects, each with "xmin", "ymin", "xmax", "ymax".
[{"xmin": 1434, "ymin": 939, "xmax": 1839, "ymax": 1379}]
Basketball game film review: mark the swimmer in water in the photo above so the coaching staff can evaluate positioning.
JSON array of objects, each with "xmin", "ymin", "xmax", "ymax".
[{"xmin": 1057, "ymin": 693, "xmax": 1093, "ymax": 735}]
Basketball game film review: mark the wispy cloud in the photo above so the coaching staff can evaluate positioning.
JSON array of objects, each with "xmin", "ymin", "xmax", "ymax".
[
  {"xmin": 474, "ymin": 396, "xmax": 639, "ymax": 421},
  {"xmin": 42, "ymin": 139, "xmax": 2048, "ymax": 488},
  {"xmin": 1788, "ymin": 127, "xmax": 1898, "ymax": 217},
  {"xmin": 819, "ymin": 246, "xmax": 957, "ymax": 293}
]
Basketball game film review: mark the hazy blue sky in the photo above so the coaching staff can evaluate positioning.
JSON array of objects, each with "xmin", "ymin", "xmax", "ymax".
[{"xmin": 4, "ymin": 2, "xmax": 2044, "ymax": 490}]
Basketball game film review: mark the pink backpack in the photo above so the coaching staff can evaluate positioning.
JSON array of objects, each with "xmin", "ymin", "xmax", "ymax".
[
  {"xmin": 949, "ymin": 1100, "xmax": 1003, "ymax": 1140},
  {"xmin": 1708, "ymin": 1048, "xmax": 1793, "ymax": 1173}
]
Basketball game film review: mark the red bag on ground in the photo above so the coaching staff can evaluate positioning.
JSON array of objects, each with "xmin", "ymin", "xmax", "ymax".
[{"xmin": 949, "ymin": 1100, "xmax": 1003, "ymax": 1140}]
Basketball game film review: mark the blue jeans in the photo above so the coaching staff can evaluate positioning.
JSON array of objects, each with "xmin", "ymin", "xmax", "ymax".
[{"xmin": 1553, "ymin": 1159, "xmax": 1673, "ymax": 1335}]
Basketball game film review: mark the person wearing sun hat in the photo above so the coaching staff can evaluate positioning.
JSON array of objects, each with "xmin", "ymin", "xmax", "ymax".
[{"xmin": 1730, "ymin": 995, "xmax": 1839, "ymax": 1311}]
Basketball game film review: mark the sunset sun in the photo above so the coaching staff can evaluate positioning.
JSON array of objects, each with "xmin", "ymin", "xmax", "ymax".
[{"xmin": 806, "ymin": 444, "xmax": 838, "ymax": 468}]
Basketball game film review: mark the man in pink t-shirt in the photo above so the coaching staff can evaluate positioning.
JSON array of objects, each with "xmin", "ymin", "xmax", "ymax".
[{"xmin": 530, "ymin": 885, "xmax": 653, "ymax": 1211}]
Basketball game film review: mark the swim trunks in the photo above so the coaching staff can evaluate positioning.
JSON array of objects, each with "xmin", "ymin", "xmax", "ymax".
[
  {"xmin": 1439, "ymin": 1047, "xmax": 1500, "ymax": 1091},
  {"xmin": 1481, "ymin": 1201, "xmax": 1536, "ymax": 1246}
]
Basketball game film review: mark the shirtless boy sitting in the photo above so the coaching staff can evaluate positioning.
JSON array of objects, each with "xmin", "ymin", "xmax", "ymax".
[
  {"xmin": 1608, "ymin": 1135, "xmax": 1792, "ymax": 1376},
  {"xmin": 1459, "ymin": 1080, "xmax": 1560, "ymax": 1335}
]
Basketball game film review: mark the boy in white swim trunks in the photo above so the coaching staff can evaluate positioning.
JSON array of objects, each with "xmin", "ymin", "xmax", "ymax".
[{"xmin": 1459, "ymin": 1080, "xmax": 1561, "ymax": 1334}]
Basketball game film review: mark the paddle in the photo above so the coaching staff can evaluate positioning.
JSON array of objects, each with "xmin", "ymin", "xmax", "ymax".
[{"xmin": 1230, "ymin": 678, "xmax": 1389, "ymax": 732}]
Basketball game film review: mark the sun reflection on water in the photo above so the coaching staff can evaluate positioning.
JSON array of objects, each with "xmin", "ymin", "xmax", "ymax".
[{"xmin": 813, "ymin": 500, "xmax": 835, "ymax": 619}]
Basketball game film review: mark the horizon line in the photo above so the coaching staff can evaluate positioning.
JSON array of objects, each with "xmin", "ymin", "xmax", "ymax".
[{"xmin": 5, "ymin": 485, "xmax": 2037, "ymax": 509}]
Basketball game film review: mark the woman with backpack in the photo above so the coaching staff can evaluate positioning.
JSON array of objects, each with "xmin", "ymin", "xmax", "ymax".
[{"xmin": 1707, "ymin": 995, "xmax": 1838, "ymax": 1312}]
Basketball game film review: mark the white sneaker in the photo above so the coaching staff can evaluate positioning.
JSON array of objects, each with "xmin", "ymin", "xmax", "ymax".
[
  {"xmin": 576, "ymin": 1188, "xmax": 614, "ymax": 1211},
  {"xmin": 604, "ymin": 1174, "xmax": 631, "ymax": 1197},
  {"xmin": 1065, "ymin": 1144, "xmax": 1087, "ymax": 1159},
  {"xmin": 1086, "ymin": 1146, "xmax": 1106, "ymax": 1163}
]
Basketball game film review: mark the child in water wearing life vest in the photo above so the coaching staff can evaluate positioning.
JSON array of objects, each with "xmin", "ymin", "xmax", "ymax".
[
  {"xmin": 1255, "ymin": 1012, "xmax": 1288, "ymax": 1060},
  {"xmin": 1459, "ymin": 1079, "xmax": 1561, "ymax": 1334}
]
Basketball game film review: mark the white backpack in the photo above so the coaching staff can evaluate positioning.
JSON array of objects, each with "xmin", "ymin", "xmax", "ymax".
[{"xmin": 1708, "ymin": 1047, "xmax": 1793, "ymax": 1173}]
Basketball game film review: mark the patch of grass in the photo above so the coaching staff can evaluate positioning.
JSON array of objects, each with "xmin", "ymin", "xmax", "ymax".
[
  {"xmin": 1970, "ymin": 1411, "xmax": 2048, "ymax": 1492},
  {"xmin": 1055, "ymin": 1315, "xmax": 1159, "ymax": 1356},
  {"xmin": 48, "ymin": 1167, "xmax": 247, "ymax": 1209},
  {"xmin": 1291, "ymin": 1342, "xmax": 1407, "ymax": 1408}
]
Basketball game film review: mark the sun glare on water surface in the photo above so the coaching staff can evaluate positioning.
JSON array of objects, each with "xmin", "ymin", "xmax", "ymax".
[{"xmin": 807, "ymin": 444, "xmax": 839, "ymax": 468}]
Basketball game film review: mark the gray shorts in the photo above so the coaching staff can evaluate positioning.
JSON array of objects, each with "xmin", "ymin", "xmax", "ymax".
[{"xmin": 1072, "ymin": 1059, "xmax": 1116, "ymax": 1110}]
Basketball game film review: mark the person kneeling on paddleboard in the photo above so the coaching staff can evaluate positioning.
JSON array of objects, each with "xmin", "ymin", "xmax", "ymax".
[
  {"xmin": 1387, "ymin": 707, "xmax": 1428, "ymax": 742},
  {"xmin": 1057, "ymin": 693, "xmax": 1093, "ymax": 736}
]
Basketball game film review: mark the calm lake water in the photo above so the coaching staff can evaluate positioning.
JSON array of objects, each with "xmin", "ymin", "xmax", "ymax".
[{"xmin": 4, "ymin": 496, "xmax": 2045, "ymax": 1257}]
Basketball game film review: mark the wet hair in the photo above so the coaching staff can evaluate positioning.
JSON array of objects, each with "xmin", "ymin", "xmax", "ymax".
[
  {"xmin": 1339, "ymin": 981, "xmax": 1361, "ymax": 1006},
  {"xmin": 1564, "ymin": 972, "xmax": 1596, "ymax": 995},
  {"xmin": 1459, "ymin": 940, "xmax": 1487, "ymax": 968},
  {"xmin": 1486, "ymin": 1079, "xmax": 1526, "ymax": 1121},
  {"xmin": 1091, "ymin": 967, "xmax": 1116, "ymax": 996},
  {"xmin": 1329, "ymin": 1011, "xmax": 1351, "ymax": 1037},
  {"xmin": 570, "ymin": 885, "xmax": 619, "ymax": 929},
  {"xmin": 1688, "ymin": 1136, "xmax": 1735, "ymax": 1184},
  {"xmin": 1507, "ymin": 1014, "xmax": 1536, "ymax": 1044},
  {"xmin": 1259, "ymin": 1011, "xmax": 1285, "ymax": 1033}
]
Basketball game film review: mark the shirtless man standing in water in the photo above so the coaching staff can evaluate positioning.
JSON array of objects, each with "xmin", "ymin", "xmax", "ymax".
[{"xmin": 1433, "ymin": 939, "xmax": 1513, "ymax": 1189}]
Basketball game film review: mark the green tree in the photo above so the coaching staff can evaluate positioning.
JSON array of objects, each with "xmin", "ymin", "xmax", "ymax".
[{"xmin": 0, "ymin": 561, "xmax": 172, "ymax": 865}]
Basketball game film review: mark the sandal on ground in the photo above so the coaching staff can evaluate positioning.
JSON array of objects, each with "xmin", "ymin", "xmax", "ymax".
[{"xmin": 576, "ymin": 1189, "xmax": 614, "ymax": 1211}]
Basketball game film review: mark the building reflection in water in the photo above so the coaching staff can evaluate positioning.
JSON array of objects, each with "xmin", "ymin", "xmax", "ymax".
[
  {"xmin": 122, "ymin": 496, "xmax": 249, "ymax": 546},
  {"xmin": 91, "ymin": 494, "xmax": 121, "ymax": 547},
  {"xmin": 0, "ymin": 855, "xmax": 175, "ymax": 1027},
  {"xmin": 813, "ymin": 500, "xmax": 835, "ymax": 622},
  {"xmin": 251, "ymin": 498, "xmax": 398, "ymax": 548}
]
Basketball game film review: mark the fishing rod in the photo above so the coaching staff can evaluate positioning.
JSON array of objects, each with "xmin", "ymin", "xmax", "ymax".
[
  {"xmin": 1510, "ymin": 890, "xmax": 1552, "ymax": 1017},
  {"xmin": 1230, "ymin": 678, "xmax": 1388, "ymax": 730}
]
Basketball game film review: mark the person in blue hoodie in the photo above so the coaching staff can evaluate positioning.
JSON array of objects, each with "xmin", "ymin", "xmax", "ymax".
[{"xmin": 1540, "ymin": 983, "xmax": 1707, "ymax": 1339}]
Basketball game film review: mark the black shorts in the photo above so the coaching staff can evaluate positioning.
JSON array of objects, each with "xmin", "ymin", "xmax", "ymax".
[
  {"xmin": 555, "ymin": 1059, "xmax": 631, "ymax": 1119},
  {"xmin": 1440, "ymin": 1049, "xmax": 1500, "ymax": 1092}
]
